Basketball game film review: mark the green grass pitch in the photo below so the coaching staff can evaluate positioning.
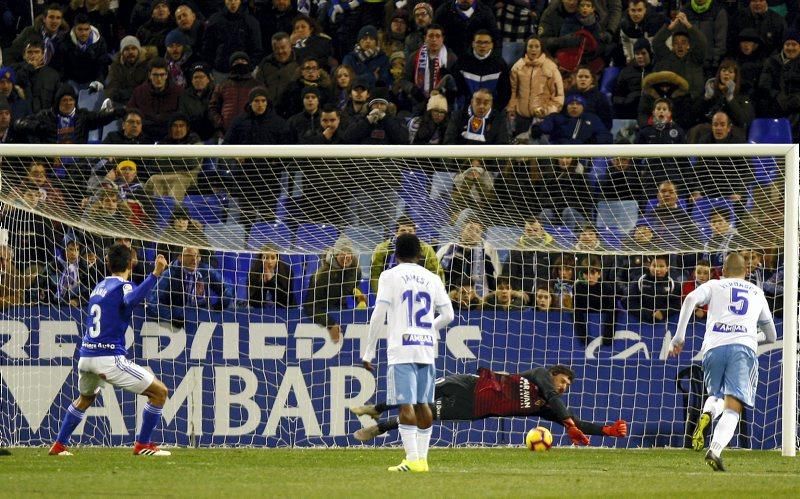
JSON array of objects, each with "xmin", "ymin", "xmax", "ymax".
[{"xmin": 2, "ymin": 448, "xmax": 799, "ymax": 497}]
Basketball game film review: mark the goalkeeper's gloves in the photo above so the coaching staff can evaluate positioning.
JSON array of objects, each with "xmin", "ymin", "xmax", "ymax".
[
  {"xmin": 601, "ymin": 419, "xmax": 628, "ymax": 438},
  {"xmin": 563, "ymin": 418, "xmax": 590, "ymax": 446}
]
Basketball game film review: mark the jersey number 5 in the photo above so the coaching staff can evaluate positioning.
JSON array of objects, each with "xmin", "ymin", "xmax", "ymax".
[
  {"xmin": 728, "ymin": 287, "xmax": 749, "ymax": 316},
  {"xmin": 87, "ymin": 304, "xmax": 102, "ymax": 337},
  {"xmin": 401, "ymin": 290, "xmax": 432, "ymax": 328}
]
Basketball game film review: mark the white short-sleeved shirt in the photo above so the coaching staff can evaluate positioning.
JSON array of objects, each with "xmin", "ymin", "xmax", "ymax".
[
  {"xmin": 375, "ymin": 263, "xmax": 450, "ymax": 365},
  {"xmin": 691, "ymin": 278, "xmax": 773, "ymax": 354}
]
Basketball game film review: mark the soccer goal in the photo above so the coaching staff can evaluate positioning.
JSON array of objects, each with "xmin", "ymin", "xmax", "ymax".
[{"xmin": 0, "ymin": 143, "xmax": 796, "ymax": 455}]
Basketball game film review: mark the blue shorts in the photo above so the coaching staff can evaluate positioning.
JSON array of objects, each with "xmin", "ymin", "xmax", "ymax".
[
  {"xmin": 703, "ymin": 344, "xmax": 758, "ymax": 407},
  {"xmin": 387, "ymin": 363, "xmax": 435, "ymax": 405}
]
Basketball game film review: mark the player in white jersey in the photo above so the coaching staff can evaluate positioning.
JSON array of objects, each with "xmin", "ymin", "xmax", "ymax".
[
  {"xmin": 362, "ymin": 233, "xmax": 454, "ymax": 473},
  {"xmin": 670, "ymin": 253, "xmax": 777, "ymax": 471}
]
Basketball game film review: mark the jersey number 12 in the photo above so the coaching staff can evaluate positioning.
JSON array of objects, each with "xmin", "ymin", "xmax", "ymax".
[{"xmin": 401, "ymin": 290, "xmax": 432, "ymax": 328}]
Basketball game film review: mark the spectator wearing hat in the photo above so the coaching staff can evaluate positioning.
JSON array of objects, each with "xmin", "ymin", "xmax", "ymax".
[
  {"xmin": 568, "ymin": 65, "xmax": 612, "ymax": 129},
  {"xmin": 158, "ymin": 112, "xmax": 203, "ymax": 144},
  {"xmin": 340, "ymin": 76, "xmax": 371, "ymax": 123},
  {"xmin": 406, "ymin": 2, "xmax": 434, "ymax": 54},
  {"xmin": 612, "ymin": 37, "xmax": 654, "ymax": 119},
  {"xmin": 208, "ymin": 51, "xmax": 260, "ymax": 134},
  {"xmin": 381, "ymin": 9, "xmax": 410, "ymax": 56},
  {"xmin": 408, "ymin": 90, "xmax": 449, "ymax": 144},
  {"xmin": 136, "ymin": 0, "xmax": 174, "ymax": 56},
  {"xmin": 445, "ymin": 87, "xmax": 510, "ymax": 144},
  {"xmin": 287, "ymin": 86, "xmax": 322, "ymax": 143},
  {"xmin": 734, "ymin": 28, "xmax": 768, "ymax": 100},
  {"xmin": 757, "ymin": 30, "xmax": 800, "ymax": 138},
  {"xmin": 55, "ymin": 12, "xmax": 110, "ymax": 90},
  {"xmin": 618, "ymin": 0, "xmax": 664, "ymax": 65},
  {"xmin": 729, "ymin": 0, "xmax": 786, "ymax": 57},
  {"xmin": 535, "ymin": 93, "xmax": 612, "ymax": 144},
  {"xmin": 6, "ymin": 3, "xmax": 68, "ymax": 65},
  {"xmin": 224, "ymin": 87, "xmax": 288, "ymax": 225},
  {"xmin": 14, "ymin": 38, "xmax": 60, "ymax": 114},
  {"xmin": 434, "ymin": 0, "xmax": 499, "ymax": 59},
  {"xmin": 106, "ymin": 35, "xmax": 156, "ymax": 106},
  {"xmin": 342, "ymin": 25, "xmax": 391, "ymax": 87},
  {"xmin": 290, "ymin": 14, "xmax": 333, "ymax": 70},
  {"xmin": 164, "ymin": 29, "xmax": 200, "ymax": 89},
  {"xmin": 453, "ymin": 29, "xmax": 511, "ymax": 111},
  {"xmin": 128, "ymin": 57, "xmax": 184, "ymax": 139},
  {"xmin": 277, "ymin": 55, "xmax": 333, "ymax": 119},
  {"xmin": 0, "ymin": 67, "xmax": 33, "ymax": 119},
  {"xmin": 637, "ymin": 70, "xmax": 695, "ymax": 129},
  {"xmin": 0, "ymin": 96, "xmax": 25, "ymax": 144},
  {"xmin": 202, "ymin": 0, "xmax": 263, "ymax": 74},
  {"xmin": 178, "ymin": 63, "xmax": 216, "ymax": 141},
  {"xmin": 255, "ymin": 32, "xmax": 299, "ymax": 106},
  {"xmin": 652, "ymin": 12, "xmax": 708, "ymax": 101},
  {"xmin": 174, "ymin": 3, "xmax": 206, "ymax": 55},
  {"xmin": 343, "ymin": 86, "xmax": 407, "ymax": 144},
  {"xmin": 404, "ymin": 24, "xmax": 458, "ymax": 112}
]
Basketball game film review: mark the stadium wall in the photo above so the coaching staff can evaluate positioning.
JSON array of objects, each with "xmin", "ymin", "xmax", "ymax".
[{"xmin": 0, "ymin": 308, "xmax": 785, "ymax": 449}]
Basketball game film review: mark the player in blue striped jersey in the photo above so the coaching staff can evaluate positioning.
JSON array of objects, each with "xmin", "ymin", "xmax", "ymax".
[{"xmin": 49, "ymin": 244, "xmax": 171, "ymax": 456}]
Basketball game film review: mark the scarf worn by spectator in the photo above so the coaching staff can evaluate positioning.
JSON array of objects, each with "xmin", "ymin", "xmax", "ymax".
[
  {"xmin": 353, "ymin": 43, "xmax": 379, "ymax": 62},
  {"xmin": 414, "ymin": 43, "xmax": 448, "ymax": 97},
  {"xmin": 462, "ymin": 106, "xmax": 492, "ymax": 142},
  {"xmin": 456, "ymin": 0, "xmax": 476, "ymax": 19},
  {"xmin": 57, "ymin": 108, "xmax": 77, "ymax": 143}
]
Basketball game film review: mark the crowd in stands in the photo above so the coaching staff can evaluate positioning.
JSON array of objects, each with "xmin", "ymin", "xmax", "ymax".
[{"xmin": 0, "ymin": 0, "xmax": 793, "ymax": 342}]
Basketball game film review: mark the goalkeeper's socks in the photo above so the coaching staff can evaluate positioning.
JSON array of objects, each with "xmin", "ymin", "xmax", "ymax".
[
  {"xmin": 703, "ymin": 396, "xmax": 725, "ymax": 420},
  {"xmin": 709, "ymin": 409, "xmax": 740, "ymax": 457},
  {"xmin": 378, "ymin": 416, "xmax": 400, "ymax": 434},
  {"xmin": 416, "ymin": 426, "xmax": 432, "ymax": 461},
  {"xmin": 398, "ymin": 424, "xmax": 419, "ymax": 461},
  {"xmin": 137, "ymin": 403, "xmax": 163, "ymax": 444},
  {"xmin": 56, "ymin": 403, "xmax": 86, "ymax": 445}
]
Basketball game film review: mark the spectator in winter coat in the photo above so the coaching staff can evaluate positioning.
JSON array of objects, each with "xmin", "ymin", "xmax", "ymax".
[
  {"xmin": 452, "ymin": 30, "xmax": 511, "ymax": 111},
  {"xmin": 652, "ymin": 12, "xmax": 708, "ymax": 101},
  {"xmin": 506, "ymin": 36, "xmax": 564, "ymax": 136},
  {"xmin": 681, "ymin": 0, "xmax": 728, "ymax": 73},
  {"xmin": 342, "ymin": 25, "xmax": 391, "ymax": 87},
  {"xmin": 404, "ymin": 24, "xmax": 458, "ymax": 109},
  {"xmin": 627, "ymin": 254, "xmax": 681, "ymax": 322},
  {"xmin": 136, "ymin": 0, "xmax": 173, "ymax": 56},
  {"xmin": 635, "ymin": 98, "xmax": 687, "ymax": 145},
  {"xmin": 164, "ymin": 29, "xmax": 201, "ymax": 90},
  {"xmin": 757, "ymin": 31, "xmax": 800, "ymax": 139},
  {"xmin": 290, "ymin": 14, "xmax": 333, "ymax": 70},
  {"xmin": 5, "ymin": 4, "xmax": 69, "ymax": 65},
  {"xmin": 0, "ymin": 96, "xmax": 26, "ymax": 144},
  {"xmin": 14, "ymin": 39, "xmax": 60, "ymax": 114},
  {"xmin": 127, "ymin": 58, "xmax": 183, "ymax": 139},
  {"xmin": 436, "ymin": 216, "xmax": 502, "ymax": 297},
  {"xmin": 537, "ymin": 156, "xmax": 594, "ymax": 228},
  {"xmin": 208, "ymin": 52, "xmax": 260, "ymax": 134},
  {"xmin": 700, "ymin": 59, "xmax": 754, "ymax": 131},
  {"xmin": 567, "ymin": 65, "xmax": 612, "ymax": 129},
  {"xmin": 0, "ymin": 66, "xmax": 32, "ymax": 119},
  {"xmin": 178, "ymin": 62, "xmax": 216, "ymax": 141},
  {"xmin": 405, "ymin": 2, "xmax": 434, "ymax": 55},
  {"xmin": 444, "ymin": 88, "xmax": 510, "ymax": 144},
  {"xmin": 287, "ymin": 86, "xmax": 322, "ymax": 143},
  {"xmin": 102, "ymin": 109, "xmax": 152, "ymax": 146},
  {"xmin": 278, "ymin": 56, "xmax": 334, "ymax": 119},
  {"xmin": 174, "ymin": 3, "xmax": 206, "ymax": 56},
  {"xmin": 342, "ymin": 87, "xmax": 408, "ymax": 144},
  {"xmin": 733, "ymin": 28, "xmax": 769, "ymax": 101},
  {"xmin": 55, "ymin": 13, "xmax": 109, "ymax": 88},
  {"xmin": 728, "ymin": 0, "xmax": 786, "ymax": 56},
  {"xmin": 536, "ymin": 93, "xmax": 612, "ymax": 144},
  {"xmin": 408, "ymin": 91, "xmax": 449, "ymax": 144},
  {"xmin": 255, "ymin": 0, "xmax": 295, "ymax": 55},
  {"xmin": 106, "ymin": 36, "xmax": 155, "ymax": 106},
  {"xmin": 618, "ymin": 0, "xmax": 663, "ymax": 64},
  {"xmin": 612, "ymin": 37, "xmax": 653, "ymax": 119},
  {"xmin": 255, "ymin": 32, "xmax": 298, "ymax": 106},
  {"xmin": 434, "ymin": 0, "xmax": 499, "ymax": 59},
  {"xmin": 248, "ymin": 244, "xmax": 293, "ymax": 309},
  {"xmin": 637, "ymin": 70, "xmax": 694, "ymax": 130},
  {"xmin": 202, "ymin": 0, "xmax": 263, "ymax": 74}
]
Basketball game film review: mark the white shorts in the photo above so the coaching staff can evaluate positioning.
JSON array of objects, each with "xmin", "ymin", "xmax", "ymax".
[{"xmin": 77, "ymin": 356, "xmax": 154, "ymax": 396}]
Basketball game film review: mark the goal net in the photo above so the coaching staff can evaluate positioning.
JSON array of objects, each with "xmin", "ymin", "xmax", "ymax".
[{"xmin": 0, "ymin": 144, "xmax": 796, "ymax": 453}]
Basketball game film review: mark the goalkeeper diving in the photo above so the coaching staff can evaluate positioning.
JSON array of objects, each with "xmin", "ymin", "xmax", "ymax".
[{"xmin": 351, "ymin": 365, "xmax": 627, "ymax": 444}]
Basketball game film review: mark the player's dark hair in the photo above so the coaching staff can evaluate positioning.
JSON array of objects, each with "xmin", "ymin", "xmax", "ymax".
[
  {"xmin": 548, "ymin": 364, "xmax": 575, "ymax": 382},
  {"xmin": 395, "ymin": 233, "xmax": 421, "ymax": 262},
  {"xmin": 107, "ymin": 243, "xmax": 133, "ymax": 273}
]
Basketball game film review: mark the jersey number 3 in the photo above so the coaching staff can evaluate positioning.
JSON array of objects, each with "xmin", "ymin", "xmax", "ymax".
[
  {"xmin": 401, "ymin": 290, "xmax": 432, "ymax": 328},
  {"xmin": 88, "ymin": 304, "xmax": 102, "ymax": 337},
  {"xmin": 728, "ymin": 287, "xmax": 749, "ymax": 316}
]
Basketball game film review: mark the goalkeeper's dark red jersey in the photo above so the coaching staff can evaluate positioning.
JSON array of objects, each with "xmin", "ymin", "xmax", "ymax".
[{"xmin": 472, "ymin": 367, "xmax": 571, "ymax": 421}]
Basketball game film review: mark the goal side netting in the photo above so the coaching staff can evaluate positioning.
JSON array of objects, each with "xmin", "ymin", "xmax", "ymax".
[{"xmin": 0, "ymin": 144, "xmax": 796, "ymax": 453}]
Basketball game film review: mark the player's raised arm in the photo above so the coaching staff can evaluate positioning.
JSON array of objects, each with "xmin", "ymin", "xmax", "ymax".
[
  {"xmin": 122, "ymin": 254, "xmax": 167, "ymax": 308},
  {"xmin": 670, "ymin": 283, "xmax": 712, "ymax": 356}
]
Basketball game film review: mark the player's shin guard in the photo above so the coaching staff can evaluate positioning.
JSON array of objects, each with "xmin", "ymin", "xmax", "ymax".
[
  {"xmin": 709, "ymin": 409, "xmax": 740, "ymax": 457},
  {"xmin": 56, "ymin": 404, "xmax": 86, "ymax": 445},
  {"xmin": 136, "ymin": 403, "xmax": 163, "ymax": 444},
  {"xmin": 398, "ymin": 424, "xmax": 419, "ymax": 462},
  {"xmin": 416, "ymin": 426, "xmax": 432, "ymax": 461},
  {"xmin": 703, "ymin": 396, "xmax": 725, "ymax": 420}
]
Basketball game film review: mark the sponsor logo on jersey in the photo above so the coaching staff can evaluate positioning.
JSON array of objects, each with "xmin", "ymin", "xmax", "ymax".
[
  {"xmin": 712, "ymin": 322, "xmax": 746, "ymax": 334},
  {"xmin": 402, "ymin": 333, "xmax": 434, "ymax": 346},
  {"xmin": 519, "ymin": 377, "xmax": 531, "ymax": 409}
]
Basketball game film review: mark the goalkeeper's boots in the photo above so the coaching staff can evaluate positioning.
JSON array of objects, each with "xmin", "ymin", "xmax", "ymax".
[
  {"xmin": 48, "ymin": 441, "xmax": 73, "ymax": 456},
  {"xmin": 705, "ymin": 450, "xmax": 726, "ymax": 472},
  {"xmin": 387, "ymin": 459, "xmax": 427, "ymax": 472},
  {"xmin": 354, "ymin": 425, "xmax": 381, "ymax": 442},
  {"xmin": 692, "ymin": 412, "xmax": 712, "ymax": 451},
  {"xmin": 133, "ymin": 442, "xmax": 171, "ymax": 456},
  {"xmin": 350, "ymin": 405, "xmax": 380, "ymax": 420}
]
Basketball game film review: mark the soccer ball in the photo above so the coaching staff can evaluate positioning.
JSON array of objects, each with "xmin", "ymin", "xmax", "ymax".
[{"xmin": 525, "ymin": 426, "xmax": 553, "ymax": 452}]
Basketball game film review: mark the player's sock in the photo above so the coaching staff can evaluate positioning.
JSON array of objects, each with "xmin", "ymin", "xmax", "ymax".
[
  {"xmin": 416, "ymin": 426, "xmax": 432, "ymax": 461},
  {"xmin": 55, "ymin": 404, "xmax": 86, "ymax": 445},
  {"xmin": 703, "ymin": 396, "xmax": 725, "ymax": 420},
  {"xmin": 709, "ymin": 409, "xmax": 740, "ymax": 457},
  {"xmin": 378, "ymin": 416, "xmax": 400, "ymax": 435},
  {"xmin": 136, "ymin": 403, "xmax": 163, "ymax": 444},
  {"xmin": 398, "ymin": 424, "xmax": 419, "ymax": 461}
]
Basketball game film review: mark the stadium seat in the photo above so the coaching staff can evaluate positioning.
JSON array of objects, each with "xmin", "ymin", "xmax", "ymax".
[
  {"xmin": 692, "ymin": 197, "xmax": 735, "ymax": 228},
  {"xmin": 205, "ymin": 222, "xmax": 246, "ymax": 251},
  {"xmin": 610, "ymin": 119, "xmax": 638, "ymax": 143},
  {"xmin": 596, "ymin": 200, "xmax": 639, "ymax": 234},
  {"xmin": 294, "ymin": 222, "xmax": 339, "ymax": 253},
  {"xmin": 748, "ymin": 118, "xmax": 792, "ymax": 144},
  {"xmin": 589, "ymin": 157, "xmax": 610, "ymax": 193},
  {"xmin": 545, "ymin": 225, "xmax": 577, "ymax": 249},
  {"xmin": 430, "ymin": 171, "xmax": 456, "ymax": 200},
  {"xmin": 248, "ymin": 221, "xmax": 293, "ymax": 251},
  {"xmin": 151, "ymin": 196, "xmax": 177, "ymax": 230},
  {"xmin": 751, "ymin": 156, "xmax": 779, "ymax": 185},
  {"xmin": 77, "ymin": 87, "xmax": 103, "ymax": 112},
  {"xmin": 599, "ymin": 66, "xmax": 621, "ymax": 100},
  {"xmin": 486, "ymin": 225, "xmax": 523, "ymax": 264},
  {"xmin": 399, "ymin": 169, "xmax": 430, "ymax": 208},
  {"xmin": 183, "ymin": 194, "xmax": 226, "ymax": 225},
  {"xmin": 598, "ymin": 226, "xmax": 625, "ymax": 251},
  {"xmin": 101, "ymin": 119, "xmax": 120, "ymax": 142},
  {"xmin": 216, "ymin": 251, "xmax": 251, "ymax": 303}
]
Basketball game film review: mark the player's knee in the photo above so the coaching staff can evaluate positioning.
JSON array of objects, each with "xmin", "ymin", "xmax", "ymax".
[{"xmin": 149, "ymin": 380, "xmax": 168, "ymax": 405}]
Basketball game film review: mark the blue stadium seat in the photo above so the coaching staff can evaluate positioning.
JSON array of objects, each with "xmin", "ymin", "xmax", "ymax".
[
  {"xmin": 151, "ymin": 196, "xmax": 177, "ymax": 230},
  {"xmin": 748, "ymin": 118, "xmax": 792, "ymax": 144},
  {"xmin": 486, "ymin": 225, "xmax": 523, "ymax": 264},
  {"xmin": 751, "ymin": 156, "xmax": 779, "ymax": 185},
  {"xmin": 183, "ymin": 194, "xmax": 226, "ymax": 225},
  {"xmin": 545, "ymin": 225, "xmax": 577, "ymax": 249},
  {"xmin": 216, "ymin": 251, "xmax": 251, "ymax": 303},
  {"xmin": 430, "ymin": 171, "xmax": 456, "ymax": 200},
  {"xmin": 599, "ymin": 66, "xmax": 621, "ymax": 100},
  {"xmin": 294, "ymin": 222, "xmax": 339, "ymax": 253},
  {"xmin": 692, "ymin": 197, "xmax": 735, "ymax": 228},
  {"xmin": 205, "ymin": 223, "xmax": 246, "ymax": 251},
  {"xmin": 589, "ymin": 157, "xmax": 610, "ymax": 193},
  {"xmin": 415, "ymin": 220, "xmax": 438, "ymax": 245},
  {"xmin": 247, "ymin": 221, "xmax": 293, "ymax": 251},
  {"xmin": 598, "ymin": 226, "xmax": 625, "ymax": 251},
  {"xmin": 596, "ymin": 200, "xmax": 639, "ymax": 234},
  {"xmin": 77, "ymin": 87, "xmax": 103, "ymax": 111},
  {"xmin": 399, "ymin": 169, "xmax": 430, "ymax": 208}
]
